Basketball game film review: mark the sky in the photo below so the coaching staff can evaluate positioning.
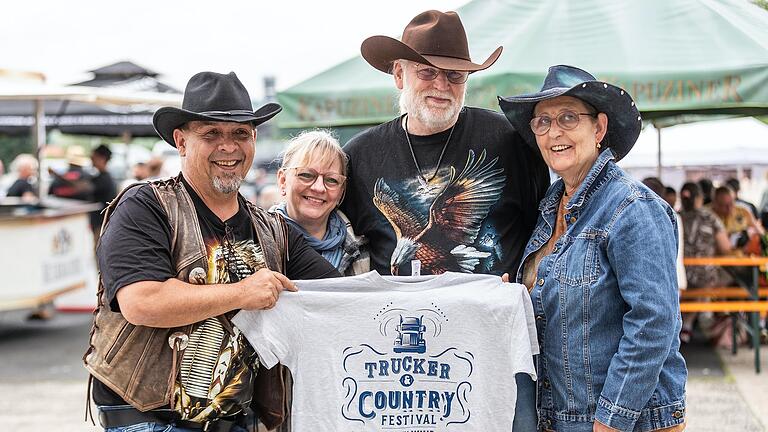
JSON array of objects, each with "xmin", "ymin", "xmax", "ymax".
[{"xmin": 1, "ymin": 0, "xmax": 468, "ymax": 99}]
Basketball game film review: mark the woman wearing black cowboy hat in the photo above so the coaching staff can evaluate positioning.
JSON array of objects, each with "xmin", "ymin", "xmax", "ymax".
[{"xmin": 500, "ymin": 65, "xmax": 687, "ymax": 432}]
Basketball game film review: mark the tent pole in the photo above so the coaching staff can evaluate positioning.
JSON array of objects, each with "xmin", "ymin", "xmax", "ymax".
[
  {"xmin": 33, "ymin": 99, "xmax": 45, "ymax": 197},
  {"xmin": 656, "ymin": 124, "xmax": 662, "ymax": 180}
]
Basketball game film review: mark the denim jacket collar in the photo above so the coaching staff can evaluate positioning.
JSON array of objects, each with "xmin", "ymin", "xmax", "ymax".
[{"xmin": 538, "ymin": 149, "xmax": 617, "ymax": 215}]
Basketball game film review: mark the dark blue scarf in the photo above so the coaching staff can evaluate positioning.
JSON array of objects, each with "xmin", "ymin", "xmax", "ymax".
[{"xmin": 274, "ymin": 203, "xmax": 347, "ymax": 269}]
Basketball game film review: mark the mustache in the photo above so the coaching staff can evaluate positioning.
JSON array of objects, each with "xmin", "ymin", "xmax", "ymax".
[
  {"xmin": 421, "ymin": 90, "xmax": 455, "ymax": 102},
  {"xmin": 209, "ymin": 152, "xmax": 245, "ymax": 160}
]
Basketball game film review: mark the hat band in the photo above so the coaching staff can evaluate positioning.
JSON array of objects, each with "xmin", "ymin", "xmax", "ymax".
[{"xmin": 199, "ymin": 109, "xmax": 254, "ymax": 116}]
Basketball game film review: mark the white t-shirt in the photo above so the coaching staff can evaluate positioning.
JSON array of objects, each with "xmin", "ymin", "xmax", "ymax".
[{"xmin": 234, "ymin": 271, "xmax": 538, "ymax": 432}]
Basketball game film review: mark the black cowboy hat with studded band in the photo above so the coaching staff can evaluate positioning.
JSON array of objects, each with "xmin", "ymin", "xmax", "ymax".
[{"xmin": 498, "ymin": 65, "xmax": 642, "ymax": 161}]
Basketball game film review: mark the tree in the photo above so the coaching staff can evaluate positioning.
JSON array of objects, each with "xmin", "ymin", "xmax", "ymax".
[{"xmin": 0, "ymin": 135, "xmax": 34, "ymax": 171}]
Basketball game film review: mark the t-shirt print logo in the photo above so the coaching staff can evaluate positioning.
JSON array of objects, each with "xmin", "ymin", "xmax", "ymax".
[
  {"xmin": 341, "ymin": 302, "xmax": 474, "ymax": 430},
  {"xmin": 373, "ymin": 149, "xmax": 506, "ymax": 275}
]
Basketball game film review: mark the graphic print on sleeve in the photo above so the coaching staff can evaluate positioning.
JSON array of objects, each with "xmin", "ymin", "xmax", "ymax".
[
  {"xmin": 374, "ymin": 149, "xmax": 505, "ymax": 275},
  {"xmin": 341, "ymin": 302, "xmax": 475, "ymax": 429}
]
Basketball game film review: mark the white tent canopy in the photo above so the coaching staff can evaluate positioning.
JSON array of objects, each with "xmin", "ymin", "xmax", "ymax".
[
  {"xmin": 0, "ymin": 74, "xmax": 181, "ymax": 139},
  {"xmin": 0, "ymin": 81, "xmax": 180, "ymax": 105},
  {"xmin": 619, "ymin": 117, "xmax": 768, "ymax": 169}
]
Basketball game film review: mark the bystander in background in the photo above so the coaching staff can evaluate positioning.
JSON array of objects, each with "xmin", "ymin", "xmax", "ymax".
[
  {"xmin": 48, "ymin": 146, "xmax": 93, "ymax": 202},
  {"xmin": 678, "ymin": 182, "xmax": 734, "ymax": 344},
  {"xmin": 5, "ymin": 153, "xmax": 38, "ymax": 201},
  {"xmin": 89, "ymin": 144, "xmax": 117, "ymax": 234},
  {"xmin": 726, "ymin": 177, "xmax": 759, "ymax": 218},
  {"xmin": 120, "ymin": 161, "xmax": 149, "ymax": 190},
  {"xmin": 664, "ymin": 186, "xmax": 677, "ymax": 210},
  {"xmin": 146, "ymin": 157, "xmax": 164, "ymax": 179},
  {"xmin": 699, "ymin": 178, "xmax": 714, "ymax": 206},
  {"xmin": 255, "ymin": 184, "xmax": 281, "ymax": 209},
  {"xmin": 643, "ymin": 177, "xmax": 687, "ymax": 291},
  {"xmin": 710, "ymin": 185, "xmax": 764, "ymax": 249}
]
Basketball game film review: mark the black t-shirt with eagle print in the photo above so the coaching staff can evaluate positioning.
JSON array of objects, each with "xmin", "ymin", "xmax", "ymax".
[{"xmin": 342, "ymin": 107, "xmax": 550, "ymax": 276}]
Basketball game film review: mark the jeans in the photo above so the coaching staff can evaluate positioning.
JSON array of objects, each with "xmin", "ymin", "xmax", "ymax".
[
  {"xmin": 100, "ymin": 405, "xmax": 249, "ymax": 432},
  {"xmin": 105, "ymin": 423, "xmax": 248, "ymax": 432},
  {"xmin": 513, "ymin": 373, "xmax": 537, "ymax": 431}
]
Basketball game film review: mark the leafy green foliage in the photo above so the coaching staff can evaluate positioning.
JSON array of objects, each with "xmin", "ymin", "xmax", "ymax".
[{"xmin": 0, "ymin": 135, "xmax": 34, "ymax": 170}]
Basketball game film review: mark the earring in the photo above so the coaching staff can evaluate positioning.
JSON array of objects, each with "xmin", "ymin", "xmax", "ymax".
[
  {"xmin": 280, "ymin": 189, "xmax": 286, "ymax": 196},
  {"xmin": 596, "ymin": 142, "xmax": 602, "ymax": 149}
]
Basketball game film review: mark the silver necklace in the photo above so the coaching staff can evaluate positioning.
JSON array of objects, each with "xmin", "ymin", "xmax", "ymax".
[{"xmin": 403, "ymin": 114, "xmax": 456, "ymax": 195}]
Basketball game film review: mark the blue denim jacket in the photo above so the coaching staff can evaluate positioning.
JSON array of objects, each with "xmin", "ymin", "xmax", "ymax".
[{"xmin": 516, "ymin": 150, "xmax": 687, "ymax": 432}]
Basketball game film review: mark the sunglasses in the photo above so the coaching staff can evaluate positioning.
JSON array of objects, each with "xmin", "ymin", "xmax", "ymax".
[
  {"xmin": 287, "ymin": 167, "xmax": 346, "ymax": 190},
  {"xmin": 413, "ymin": 64, "xmax": 469, "ymax": 85},
  {"xmin": 530, "ymin": 110, "xmax": 598, "ymax": 136}
]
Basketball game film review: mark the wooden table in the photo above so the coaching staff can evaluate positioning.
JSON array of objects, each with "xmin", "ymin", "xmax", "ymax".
[{"xmin": 683, "ymin": 256, "xmax": 768, "ymax": 373}]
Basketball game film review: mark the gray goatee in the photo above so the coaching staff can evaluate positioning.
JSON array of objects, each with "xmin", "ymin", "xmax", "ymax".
[{"xmin": 212, "ymin": 174, "xmax": 243, "ymax": 195}]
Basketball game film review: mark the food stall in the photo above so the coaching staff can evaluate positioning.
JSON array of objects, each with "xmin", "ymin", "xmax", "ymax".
[
  {"xmin": 0, "ymin": 71, "xmax": 180, "ymax": 318},
  {"xmin": 0, "ymin": 198, "xmax": 99, "ymax": 318}
]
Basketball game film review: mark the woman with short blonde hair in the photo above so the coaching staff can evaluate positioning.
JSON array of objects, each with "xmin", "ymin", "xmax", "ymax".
[{"xmin": 275, "ymin": 130, "xmax": 368, "ymax": 275}]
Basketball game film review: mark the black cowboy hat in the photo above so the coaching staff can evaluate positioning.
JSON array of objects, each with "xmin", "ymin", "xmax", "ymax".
[
  {"xmin": 153, "ymin": 71, "xmax": 282, "ymax": 147},
  {"xmin": 361, "ymin": 10, "xmax": 502, "ymax": 74},
  {"xmin": 498, "ymin": 65, "xmax": 642, "ymax": 161}
]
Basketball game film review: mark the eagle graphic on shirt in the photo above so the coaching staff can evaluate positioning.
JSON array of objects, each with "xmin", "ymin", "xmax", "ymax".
[{"xmin": 374, "ymin": 149, "xmax": 506, "ymax": 275}]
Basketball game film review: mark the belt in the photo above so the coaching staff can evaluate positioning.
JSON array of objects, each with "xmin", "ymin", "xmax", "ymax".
[{"xmin": 98, "ymin": 407, "xmax": 242, "ymax": 432}]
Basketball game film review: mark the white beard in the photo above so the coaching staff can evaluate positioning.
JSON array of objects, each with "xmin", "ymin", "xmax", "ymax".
[{"xmin": 398, "ymin": 72, "xmax": 466, "ymax": 132}]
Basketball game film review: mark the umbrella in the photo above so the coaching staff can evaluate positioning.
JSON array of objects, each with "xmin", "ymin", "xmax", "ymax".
[
  {"xmin": 0, "ymin": 61, "xmax": 181, "ymax": 137},
  {"xmin": 0, "ymin": 76, "xmax": 181, "ymax": 194}
]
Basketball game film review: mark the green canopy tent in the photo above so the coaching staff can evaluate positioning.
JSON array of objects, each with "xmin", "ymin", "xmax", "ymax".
[{"xmin": 277, "ymin": 0, "xmax": 768, "ymax": 146}]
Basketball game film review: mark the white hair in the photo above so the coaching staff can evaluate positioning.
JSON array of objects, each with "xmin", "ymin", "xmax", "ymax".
[
  {"xmin": 395, "ymin": 59, "xmax": 466, "ymax": 131},
  {"xmin": 10, "ymin": 153, "xmax": 38, "ymax": 174}
]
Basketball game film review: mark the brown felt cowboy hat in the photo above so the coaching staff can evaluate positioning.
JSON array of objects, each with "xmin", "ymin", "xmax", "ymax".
[
  {"xmin": 153, "ymin": 71, "xmax": 282, "ymax": 147},
  {"xmin": 361, "ymin": 10, "xmax": 502, "ymax": 74}
]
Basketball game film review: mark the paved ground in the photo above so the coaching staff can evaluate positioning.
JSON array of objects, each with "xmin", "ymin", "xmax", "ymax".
[{"xmin": 0, "ymin": 312, "xmax": 766, "ymax": 431}]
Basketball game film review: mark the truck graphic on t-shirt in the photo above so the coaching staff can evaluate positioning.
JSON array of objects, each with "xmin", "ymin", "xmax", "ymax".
[{"xmin": 393, "ymin": 315, "xmax": 426, "ymax": 354}]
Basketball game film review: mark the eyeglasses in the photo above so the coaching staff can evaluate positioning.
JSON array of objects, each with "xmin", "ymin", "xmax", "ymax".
[
  {"xmin": 287, "ymin": 167, "xmax": 346, "ymax": 190},
  {"xmin": 530, "ymin": 110, "xmax": 598, "ymax": 136},
  {"xmin": 413, "ymin": 63, "xmax": 469, "ymax": 85}
]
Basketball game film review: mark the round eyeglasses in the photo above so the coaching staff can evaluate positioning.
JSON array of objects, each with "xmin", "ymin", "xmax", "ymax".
[
  {"xmin": 530, "ymin": 110, "xmax": 598, "ymax": 136},
  {"xmin": 413, "ymin": 64, "xmax": 469, "ymax": 85},
  {"xmin": 287, "ymin": 167, "xmax": 346, "ymax": 190}
]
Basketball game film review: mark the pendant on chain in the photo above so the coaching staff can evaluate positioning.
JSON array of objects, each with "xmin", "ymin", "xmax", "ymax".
[
  {"xmin": 416, "ymin": 176, "xmax": 437, "ymax": 195},
  {"xmin": 404, "ymin": 114, "xmax": 456, "ymax": 197}
]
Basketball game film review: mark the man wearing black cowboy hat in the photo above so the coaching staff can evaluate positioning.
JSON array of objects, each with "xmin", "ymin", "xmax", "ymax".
[
  {"xmin": 341, "ymin": 9, "xmax": 550, "ymax": 430},
  {"xmin": 84, "ymin": 71, "xmax": 339, "ymax": 432}
]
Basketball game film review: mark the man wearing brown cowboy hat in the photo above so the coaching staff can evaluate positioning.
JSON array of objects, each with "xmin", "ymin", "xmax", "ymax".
[
  {"xmin": 84, "ymin": 71, "xmax": 339, "ymax": 432},
  {"xmin": 341, "ymin": 9, "xmax": 550, "ymax": 430}
]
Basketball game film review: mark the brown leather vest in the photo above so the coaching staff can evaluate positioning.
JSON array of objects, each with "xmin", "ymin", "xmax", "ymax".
[{"xmin": 83, "ymin": 176, "xmax": 290, "ymax": 429}]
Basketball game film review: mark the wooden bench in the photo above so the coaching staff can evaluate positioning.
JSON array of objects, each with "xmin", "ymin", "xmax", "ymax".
[
  {"xmin": 678, "ymin": 300, "xmax": 768, "ymax": 373},
  {"xmin": 682, "ymin": 256, "xmax": 768, "ymax": 372},
  {"xmin": 680, "ymin": 287, "xmax": 768, "ymax": 300},
  {"xmin": 679, "ymin": 301, "xmax": 768, "ymax": 313}
]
